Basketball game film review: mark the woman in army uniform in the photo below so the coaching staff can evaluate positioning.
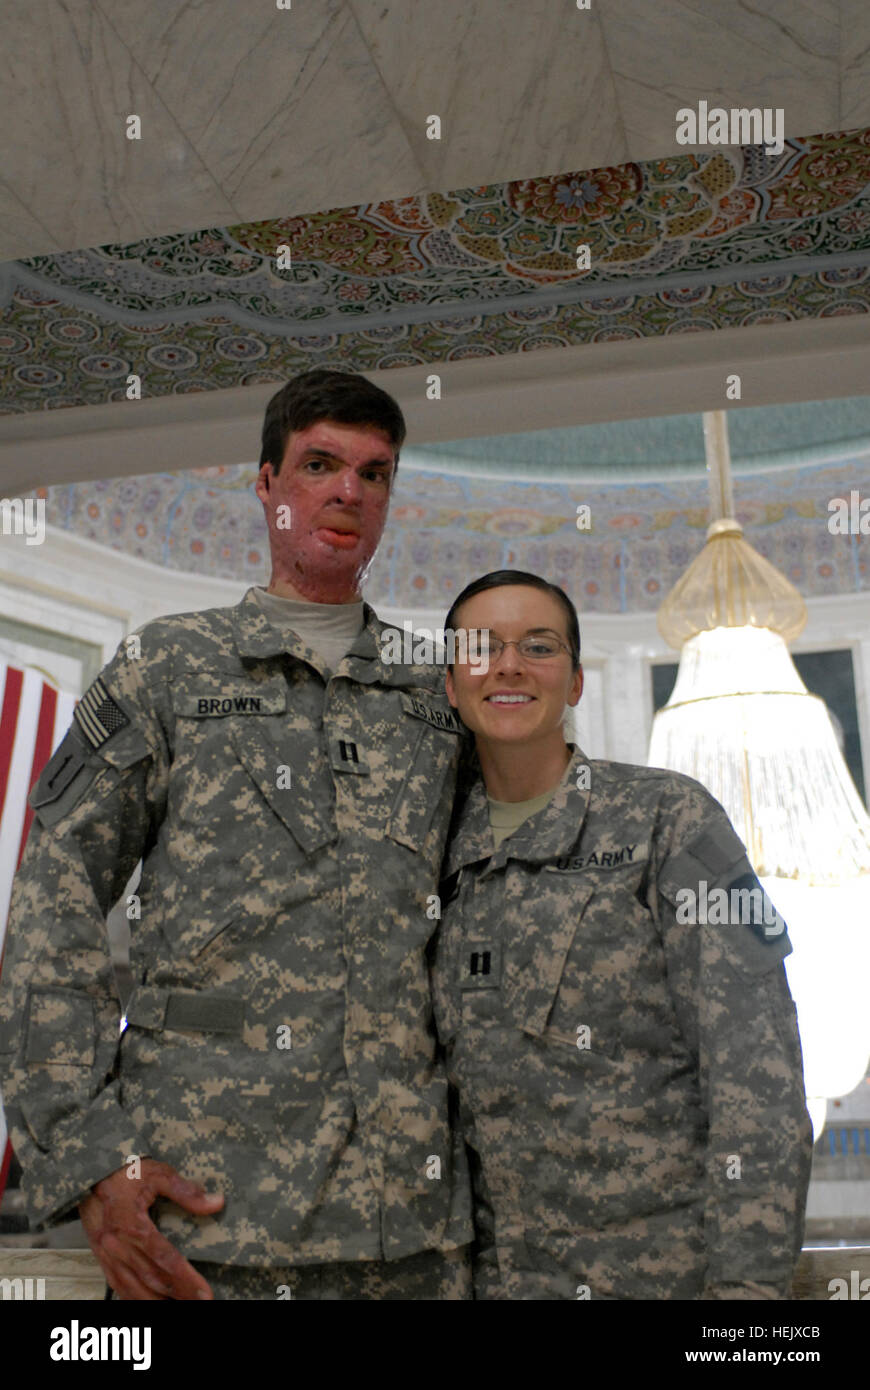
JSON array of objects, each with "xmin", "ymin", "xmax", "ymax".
[{"xmin": 432, "ymin": 569, "xmax": 812, "ymax": 1301}]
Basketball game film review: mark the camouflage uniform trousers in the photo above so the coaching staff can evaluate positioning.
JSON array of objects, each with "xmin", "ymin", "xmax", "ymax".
[{"xmin": 106, "ymin": 1244, "xmax": 472, "ymax": 1300}]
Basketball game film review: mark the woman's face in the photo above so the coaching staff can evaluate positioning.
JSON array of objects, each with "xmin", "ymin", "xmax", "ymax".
[{"xmin": 445, "ymin": 585, "xmax": 583, "ymax": 749}]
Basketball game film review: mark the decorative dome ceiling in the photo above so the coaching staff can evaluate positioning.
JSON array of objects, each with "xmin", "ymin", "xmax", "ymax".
[
  {"xmin": 407, "ymin": 397, "xmax": 870, "ymax": 481},
  {"xmin": 35, "ymin": 393, "xmax": 869, "ymax": 614}
]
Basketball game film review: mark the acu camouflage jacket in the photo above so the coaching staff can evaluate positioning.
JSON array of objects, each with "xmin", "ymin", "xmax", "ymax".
[
  {"xmin": 0, "ymin": 588, "xmax": 472, "ymax": 1267},
  {"xmin": 432, "ymin": 746, "xmax": 813, "ymax": 1300}
]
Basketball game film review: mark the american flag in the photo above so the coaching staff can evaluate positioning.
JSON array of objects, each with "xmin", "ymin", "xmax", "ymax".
[{"xmin": 0, "ymin": 658, "xmax": 77, "ymax": 1209}]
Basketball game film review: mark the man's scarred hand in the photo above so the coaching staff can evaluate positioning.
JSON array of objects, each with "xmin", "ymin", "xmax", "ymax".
[{"xmin": 78, "ymin": 1158, "xmax": 224, "ymax": 1300}]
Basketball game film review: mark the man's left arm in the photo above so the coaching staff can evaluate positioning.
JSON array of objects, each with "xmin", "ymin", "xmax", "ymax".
[{"xmin": 653, "ymin": 780, "xmax": 814, "ymax": 1300}]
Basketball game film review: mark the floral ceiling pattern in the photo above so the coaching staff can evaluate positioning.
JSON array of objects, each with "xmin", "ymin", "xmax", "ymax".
[
  {"xmin": 2, "ymin": 128, "xmax": 870, "ymax": 413},
  {"xmin": 34, "ymin": 451, "xmax": 868, "ymax": 611}
]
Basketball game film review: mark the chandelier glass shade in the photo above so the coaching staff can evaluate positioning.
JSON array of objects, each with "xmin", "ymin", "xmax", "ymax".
[
  {"xmin": 656, "ymin": 518, "xmax": 807, "ymax": 649},
  {"xmin": 647, "ymin": 413, "xmax": 870, "ymax": 1138},
  {"xmin": 649, "ymin": 624, "xmax": 870, "ymax": 885},
  {"xmin": 648, "ymin": 622, "xmax": 870, "ymax": 1135}
]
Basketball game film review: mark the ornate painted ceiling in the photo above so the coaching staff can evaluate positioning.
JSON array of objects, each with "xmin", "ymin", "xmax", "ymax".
[
  {"xmin": 6, "ymin": 125, "xmax": 870, "ymax": 609},
  {"xmin": 3, "ymin": 128, "xmax": 870, "ymax": 414}
]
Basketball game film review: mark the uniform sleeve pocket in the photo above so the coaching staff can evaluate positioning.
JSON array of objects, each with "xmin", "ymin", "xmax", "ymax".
[
  {"xmin": 704, "ymin": 1156, "xmax": 793, "ymax": 1287},
  {"xmin": 24, "ymin": 987, "xmax": 96, "ymax": 1067},
  {"xmin": 93, "ymin": 725, "xmax": 153, "ymax": 772},
  {"xmin": 720, "ymin": 926, "xmax": 790, "ymax": 979}
]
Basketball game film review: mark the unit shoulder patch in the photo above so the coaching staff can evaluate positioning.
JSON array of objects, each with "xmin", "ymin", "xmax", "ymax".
[{"xmin": 29, "ymin": 728, "xmax": 101, "ymax": 828}]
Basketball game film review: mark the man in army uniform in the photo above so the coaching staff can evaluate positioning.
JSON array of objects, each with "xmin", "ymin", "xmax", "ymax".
[
  {"xmin": 0, "ymin": 369, "xmax": 472, "ymax": 1300},
  {"xmin": 432, "ymin": 570, "xmax": 813, "ymax": 1299}
]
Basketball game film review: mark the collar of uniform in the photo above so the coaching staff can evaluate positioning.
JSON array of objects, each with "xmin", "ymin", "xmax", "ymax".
[
  {"xmin": 335, "ymin": 610, "xmax": 444, "ymax": 690},
  {"xmin": 228, "ymin": 588, "xmax": 344, "ymax": 685},
  {"xmin": 233, "ymin": 587, "xmax": 303, "ymax": 659},
  {"xmin": 444, "ymin": 744, "xmax": 593, "ymax": 877},
  {"xmin": 232, "ymin": 586, "xmax": 375, "ymax": 672},
  {"xmin": 232, "ymin": 588, "xmax": 442, "ymax": 690}
]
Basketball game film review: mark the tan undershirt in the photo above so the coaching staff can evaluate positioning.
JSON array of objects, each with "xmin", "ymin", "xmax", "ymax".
[
  {"xmin": 253, "ymin": 586, "xmax": 365, "ymax": 674},
  {"xmin": 488, "ymin": 783, "xmax": 561, "ymax": 849}
]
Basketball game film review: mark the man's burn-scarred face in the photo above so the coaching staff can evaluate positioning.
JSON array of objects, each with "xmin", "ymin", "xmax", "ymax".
[{"xmin": 255, "ymin": 419, "xmax": 397, "ymax": 603}]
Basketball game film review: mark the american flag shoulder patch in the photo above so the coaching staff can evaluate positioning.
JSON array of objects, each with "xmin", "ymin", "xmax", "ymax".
[{"xmin": 73, "ymin": 677, "xmax": 130, "ymax": 750}]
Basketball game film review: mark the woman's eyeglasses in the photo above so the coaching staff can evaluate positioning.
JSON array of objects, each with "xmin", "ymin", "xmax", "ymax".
[{"xmin": 467, "ymin": 633, "xmax": 571, "ymax": 661}]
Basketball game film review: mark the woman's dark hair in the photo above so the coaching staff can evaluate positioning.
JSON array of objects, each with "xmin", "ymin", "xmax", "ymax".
[
  {"xmin": 259, "ymin": 368, "xmax": 406, "ymax": 475},
  {"xmin": 445, "ymin": 569, "xmax": 581, "ymax": 670}
]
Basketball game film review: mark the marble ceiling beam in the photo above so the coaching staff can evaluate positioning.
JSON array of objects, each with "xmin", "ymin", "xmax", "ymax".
[
  {"xmin": 1, "ymin": 0, "xmax": 239, "ymax": 258},
  {"xmin": 349, "ymin": 0, "xmax": 628, "ymax": 189},
  {"xmin": 98, "ymin": 0, "xmax": 424, "ymax": 238},
  {"xmin": 841, "ymin": 0, "xmax": 870, "ymax": 130},
  {"xmin": 3, "ymin": 1, "xmax": 870, "ymax": 263},
  {"xmin": 603, "ymin": 0, "xmax": 842, "ymax": 162}
]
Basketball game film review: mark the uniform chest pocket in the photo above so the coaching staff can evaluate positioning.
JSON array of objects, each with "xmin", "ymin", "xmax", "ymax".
[
  {"xmin": 503, "ymin": 876, "xmax": 628, "ymax": 1061},
  {"xmin": 169, "ymin": 674, "xmax": 335, "ymax": 859},
  {"xmin": 538, "ymin": 865, "xmax": 687, "ymax": 1060},
  {"xmin": 386, "ymin": 695, "xmax": 462, "ymax": 854}
]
